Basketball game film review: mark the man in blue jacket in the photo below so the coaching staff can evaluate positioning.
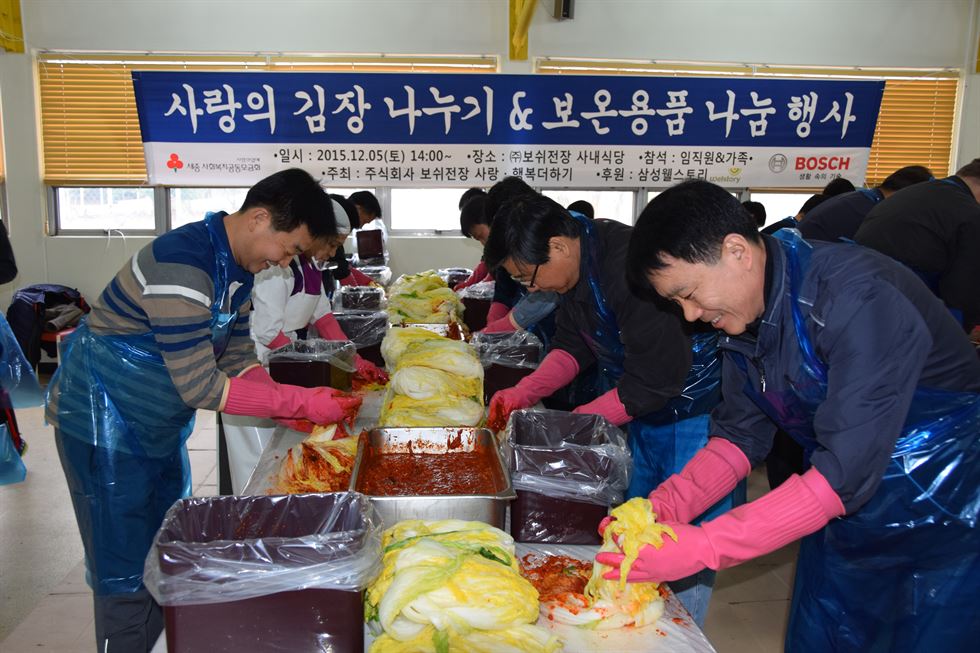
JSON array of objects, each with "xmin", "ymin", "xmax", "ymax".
[{"xmin": 611, "ymin": 179, "xmax": 980, "ymax": 652}]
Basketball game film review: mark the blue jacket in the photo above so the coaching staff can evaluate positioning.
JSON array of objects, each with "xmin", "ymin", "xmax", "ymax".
[{"xmin": 711, "ymin": 235, "xmax": 980, "ymax": 512}]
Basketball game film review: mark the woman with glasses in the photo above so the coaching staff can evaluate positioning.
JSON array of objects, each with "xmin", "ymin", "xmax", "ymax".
[{"xmin": 483, "ymin": 191, "xmax": 735, "ymax": 626}]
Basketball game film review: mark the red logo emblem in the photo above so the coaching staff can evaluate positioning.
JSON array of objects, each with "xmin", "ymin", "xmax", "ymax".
[{"xmin": 166, "ymin": 153, "xmax": 184, "ymax": 172}]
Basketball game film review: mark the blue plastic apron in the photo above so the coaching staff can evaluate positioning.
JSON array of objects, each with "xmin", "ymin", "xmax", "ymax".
[
  {"xmin": 50, "ymin": 212, "xmax": 250, "ymax": 594},
  {"xmin": 735, "ymin": 230, "xmax": 980, "ymax": 652},
  {"xmin": 0, "ymin": 312, "xmax": 45, "ymax": 484},
  {"xmin": 567, "ymin": 215, "xmax": 730, "ymax": 519}
]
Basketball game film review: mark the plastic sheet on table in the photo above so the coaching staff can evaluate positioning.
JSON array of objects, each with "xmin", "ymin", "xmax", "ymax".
[
  {"xmin": 513, "ymin": 543, "xmax": 717, "ymax": 653},
  {"xmin": 472, "ymin": 330, "xmax": 543, "ymax": 370},
  {"xmin": 267, "ymin": 338, "xmax": 356, "ymax": 373},
  {"xmin": 504, "ymin": 409, "xmax": 632, "ymax": 505},
  {"xmin": 144, "ymin": 492, "xmax": 381, "ymax": 606}
]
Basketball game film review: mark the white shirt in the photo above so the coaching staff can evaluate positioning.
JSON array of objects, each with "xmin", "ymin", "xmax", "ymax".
[{"xmin": 250, "ymin": 256, "xmax": 333, "ymax": 363}]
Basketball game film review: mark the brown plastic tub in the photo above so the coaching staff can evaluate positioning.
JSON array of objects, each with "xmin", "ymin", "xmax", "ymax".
[
  {"xmin": 337, "ymin": 286, "xmax": 385, "ymax": 310},
  {"xmin": 462, "ymin": 297, "xmax": 492, "ymax": 332},
  {"xmin": 508, "ymin": 411, "xmax": 625, "ymax": 544},
  {"xmin": 156, "ymin": 493, "xmax": 372, "ymax": 653},
  {"xmin": 476, "ymin": 332, "xmax": 541, "ymax": 403},
  {"xmin": 356, "ymin": 230, "xmax": 384, "ymax": 260},
  {"xmin": 334, "ymin": 311, "xmax": 388, "ymax": 368},
  {"xmin": 268, "ymin": 340, "xmax": 356, "ymax": 391}
]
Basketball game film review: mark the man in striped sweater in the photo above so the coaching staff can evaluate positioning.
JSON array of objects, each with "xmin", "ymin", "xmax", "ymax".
[{"xmin": 46, "ymin": 168, "xmax": 359, "ymax": 652}]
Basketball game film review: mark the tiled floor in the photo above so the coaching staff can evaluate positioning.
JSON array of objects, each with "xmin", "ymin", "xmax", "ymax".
[{"xmin": 0, "ymin": 405, "xmax": 795, "ymax": 652}]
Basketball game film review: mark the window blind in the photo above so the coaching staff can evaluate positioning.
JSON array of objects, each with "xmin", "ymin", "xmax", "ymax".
[
  {"xmin": 37, "ymin": 53, "xmax": 498, "ymax": 185},
  {"xmin": 536, "ymin": 58, "xmax": 960, "ymax": 186}
]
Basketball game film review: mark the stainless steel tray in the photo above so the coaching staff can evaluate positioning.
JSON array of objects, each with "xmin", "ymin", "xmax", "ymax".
[{"xmin": 349, "ymin": 427, "xmax": 515, "ymax": 528}]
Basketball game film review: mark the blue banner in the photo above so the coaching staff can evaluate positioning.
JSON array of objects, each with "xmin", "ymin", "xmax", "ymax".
[
  {"xmin": 133, "ymin": 71, "xmax": 883, "ymax": 148},
  {"xmin": 132, "ymin": 71, "xmax": 883, "ymax": 188}
]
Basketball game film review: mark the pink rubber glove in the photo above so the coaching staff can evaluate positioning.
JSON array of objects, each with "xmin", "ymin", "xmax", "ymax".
[
  {"xmin": 481, "ymin": 311, "xmax": 519, "ymax": 333},
  {"xmin": 224, "ymin": 377, "xmax": 362, "ymax": 425},
  {"xmin": 649, "ymin": 437, "xmax": 751, "ymax": 524},
  {"xmin": 354, "ymin": 354, "xmax": 389, "ymax": 385},
  {"xmin": 486, "ymin": 349, "xmax": 579, "ymax": 431},
  {"xmin": 597, "ymin": 438, "xmax": 750, "ymax": 536},
  {"xmin": 267, "ymin": 331, "xmax": 292, "ymax": 351},
  {"xmin": 239, "ymin": 364, "xmax": 275, "ymax": 386},
  {"xmin": 485, "ymin": 301, "xmax": 510, "ymax": 324},
  {"xmin": 596, "ymin": 467, "xmax": 844, "ymax": 583},
  {"xmin": 314, "ymin": 313, "xmax": 348, "ymax": 341},
  {"xmin": 573, "ymin": 388, "xmax": 632, "ymax": 426},
  {"xmin": 339, "ymin": 267, "xmax": 375, "ymax": 287}
]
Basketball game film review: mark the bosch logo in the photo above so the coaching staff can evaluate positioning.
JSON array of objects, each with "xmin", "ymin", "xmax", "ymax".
[
  {"xmin": 795, "ymin": 156, "xmax": 851, "ymax": 171},
  {"xmin": 768, "ymin": 154, "xmax": 788, "ymax": 173}
]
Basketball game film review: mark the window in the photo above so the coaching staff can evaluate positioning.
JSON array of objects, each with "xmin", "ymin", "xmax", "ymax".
[
  {"xmin": 749, "ymin": 192, "xmax": 812, "ymax": 227},
  {"xmin": 170, "ymin": 188, "xmax": 249, "ymax": 229},
  {"xmin": 865, "ymin": 77, "xmax": 958, "ymax": 185},
  {"xmin": 56, "ymin": 187, "xmax": 155, "ymax": 232},
  {"xmin": 541, "ymin": 190, "xmax": 635, "ymax": 224},
  {"xmin": 390, "ymin": 188, "xmax": 463, "ymax": 232},
  {"xmin": 537, "ymin": 58, "xmax": 960, "ymax": 186}
]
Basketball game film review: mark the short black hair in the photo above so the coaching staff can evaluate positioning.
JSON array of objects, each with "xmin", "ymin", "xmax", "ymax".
[
  {"xmin": 460, "ymin": 195, "xmax": 490, "ymax": 237},
  {"xmin": 879, "ymin": 165, "xmax": 933, "ymax": 192},
  {"xmin": 566, "ymin": 200, "xmax": 595, "ymax": 220},
  {"xmin": 798, "ymin": 194, "xmax": 827, "ymax": 216},
  {"xmin": 240, "ymin": 168, "xmax": 335, "ymax": 239},
  {"xmin": 822, "ymin": 177, "xmax": 856, "ymax": 197},
  {"xmin": 484, "ymin": 176, "xmax": 537, "ymax": 224},
  {"xmin": 956, "ymin": 157, "xmax": 980, "ymax": 179},
  {"xmin": 458, "ymin": 187, "xmax": 486, "ymax": 210},
  {"xmin": 328, "ymin": 193, "xmax": 359, "ymax": 228},
  {"xmin": 741, "ymin": 200, "xmax": 767, "ymax": 227},
  {"xmin": 483, "ymin": 194, "xmax": 581, "ymax": 271},
  {"xmin": 348, "ymin": 190, "xmax": 382, "ymax": 219},
  {"xmin": 627, "ymin": 180, "xmax": 760, "ymax": 294}
]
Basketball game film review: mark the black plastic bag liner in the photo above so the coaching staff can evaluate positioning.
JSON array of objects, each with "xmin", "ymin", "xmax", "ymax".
[
  {"xmin": 334, "ymin": 310, "xmax": 388, "ymax": 347},
  {"xmin": 268, "ymin": 338, "xmax": 356, "ymax": 372},
  {"xmin": 144, "ymin": 493, "xmax": 382, "ymax": 606},
  {"xmin": 436, "ymin": 267, "xmax": 472, "ymax": 287},
  {"xmin": 357, "ymin": 265, "xmax": 393, "ymax": 287},
  {"xmin": 505, "ymin": 409, "xmax": 632, "ymax": 505},
  {"xmin": 456, "ymin": 279, "xmax": 495, "ymax": 300},
  {"xmin": 472, "ymin": 330, "xmax": 543, "ymax": 370},
  {"xmin": 335, "ymin": 285, "xmax": 386, "ymax": 311}
]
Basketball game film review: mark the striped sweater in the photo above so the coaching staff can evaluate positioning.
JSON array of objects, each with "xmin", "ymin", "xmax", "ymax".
[{"xmin": 50, "ymin": 217, "xmax": 258, "ymax": 418}]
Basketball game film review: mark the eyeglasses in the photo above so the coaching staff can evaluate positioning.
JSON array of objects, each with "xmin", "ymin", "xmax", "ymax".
[{"xmin": 512, "ymin": 264, "xmax": 540, "ymax": 288}]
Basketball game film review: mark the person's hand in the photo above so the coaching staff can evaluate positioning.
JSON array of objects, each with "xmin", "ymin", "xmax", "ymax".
[
  {"xmin": 299, "ymin": 386, "xmax": 362, "ymax": 427},
  {"xmin": 595, "ymin": 468, "xmax": 847, "ymax": 583},
  {"xmin": 595, "ymin": 522, "xmax": 705, "ymax": 583},
  {"xmin": 276, "ymin": 417, "xmax": 316, "ymax": 433},
  {"xmin": 353, "ymin": 355, "xmax": 389, "ymax": 386},
  {"xmin": 486, "ymin": 387, "xmax": 532, "ymax": 432},
  {"xmin": 597, "ymin": 515, "xmax": 614, "ymax": 537}
]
